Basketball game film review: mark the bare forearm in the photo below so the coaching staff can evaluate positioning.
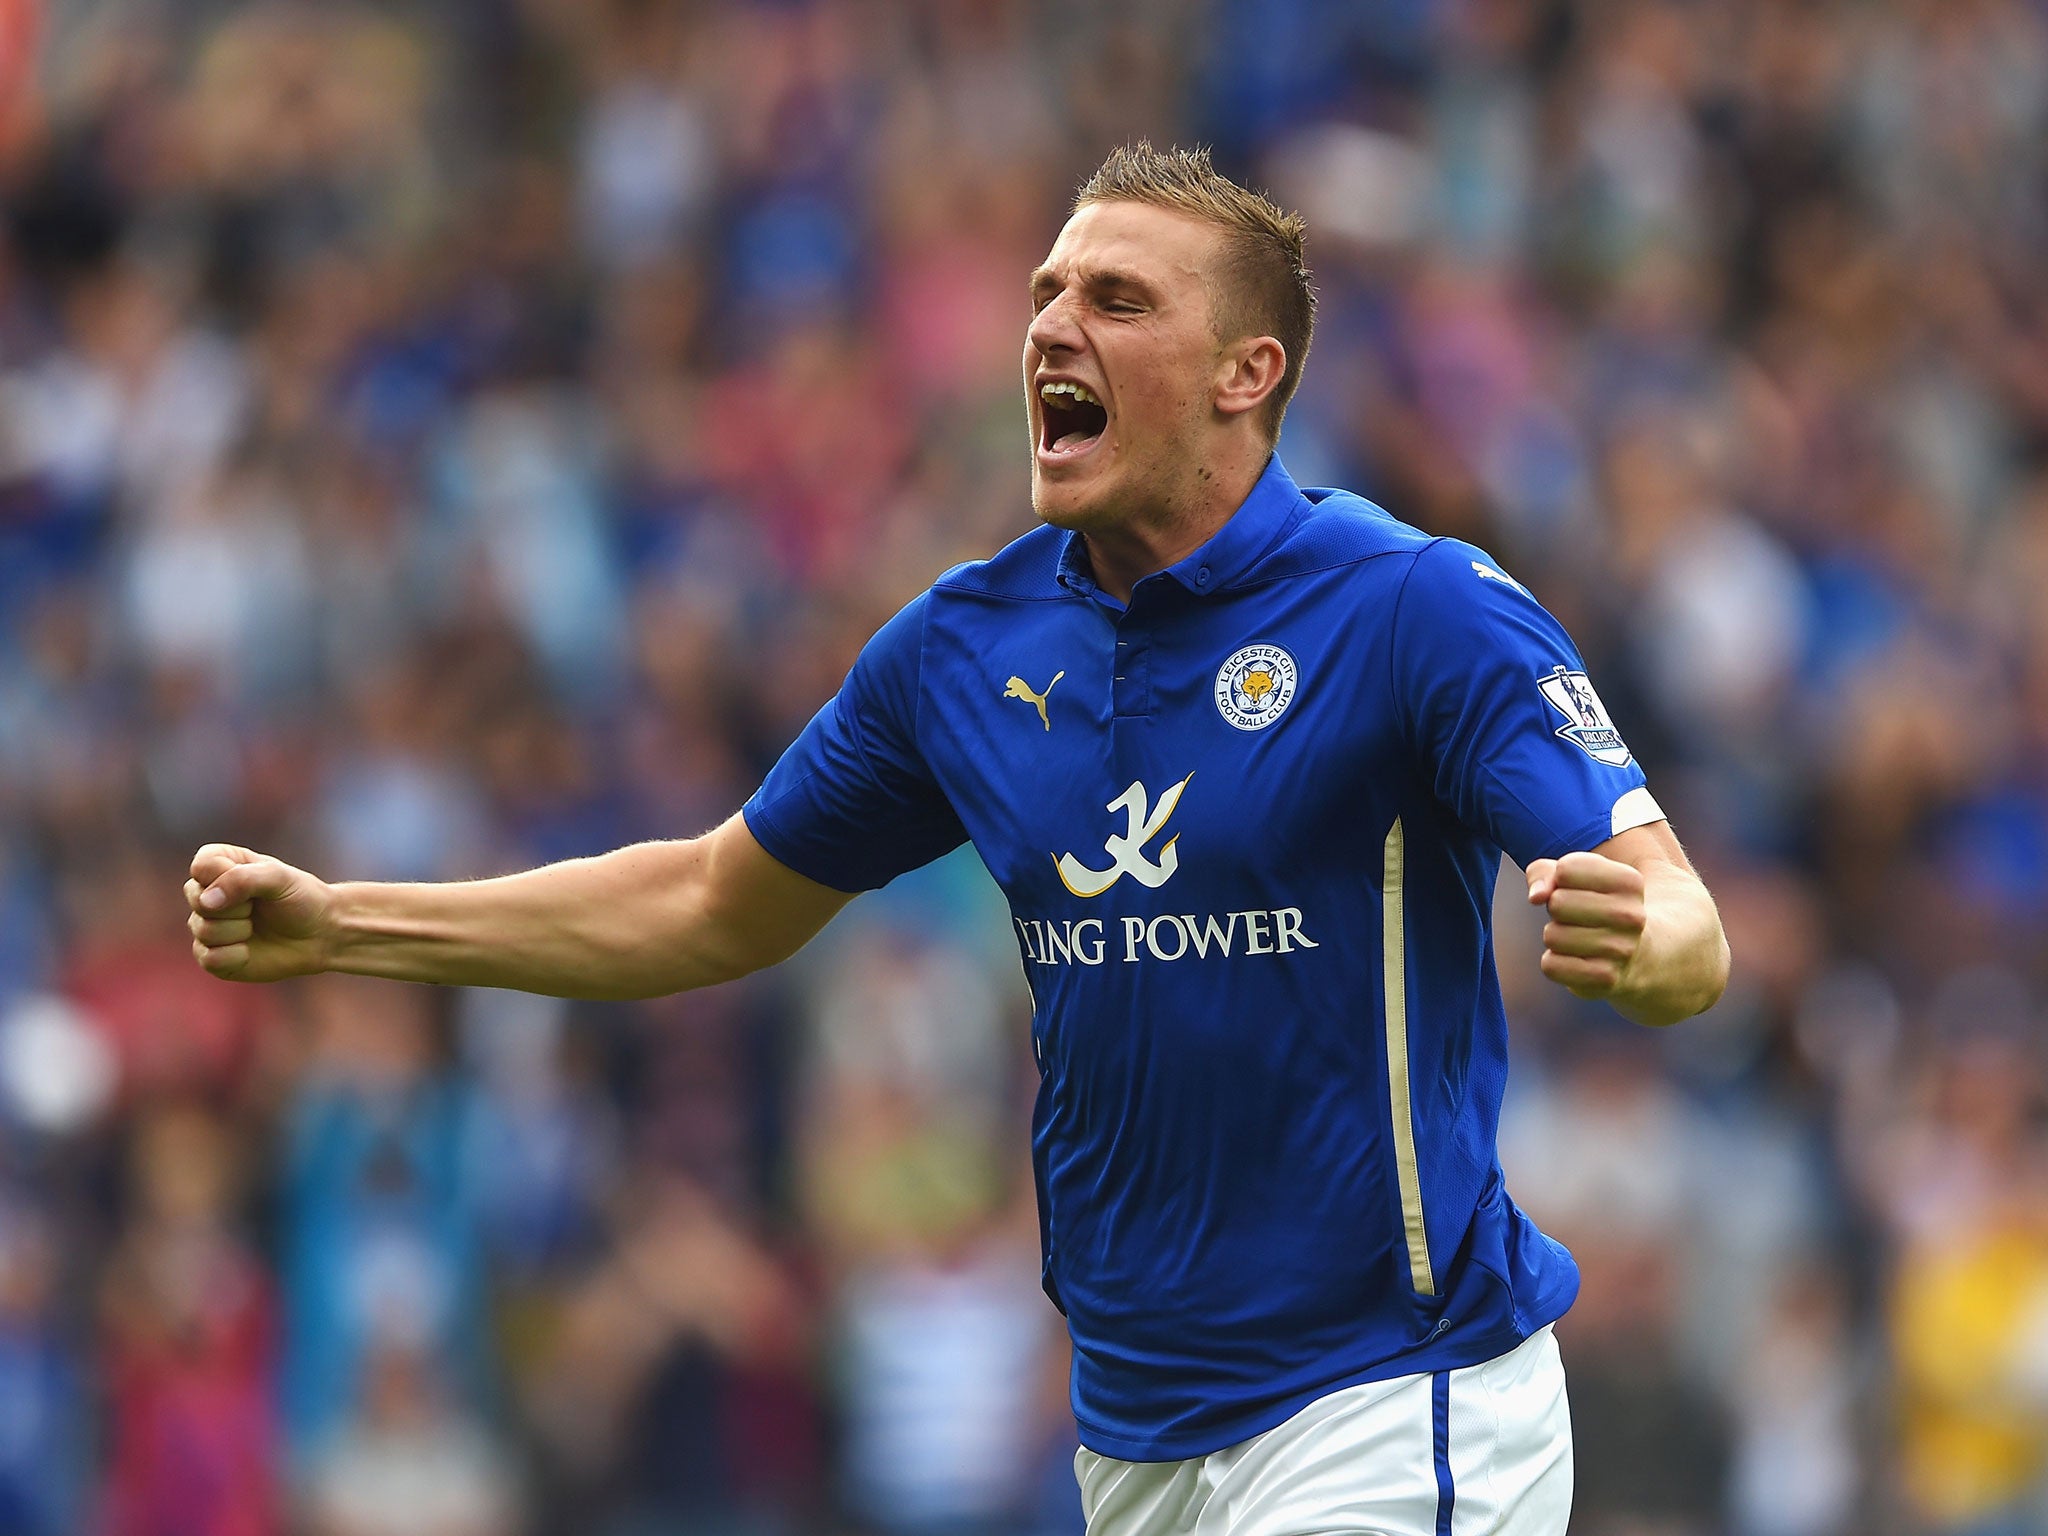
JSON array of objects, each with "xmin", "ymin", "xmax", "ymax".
[
  {"xmin": 1608, "ymin": 861, "xmax": 1730, "ymax": 1027},
  {"xmin": 185, "ymin": 814, "xmax": 855, "ymax": 996},
  {"xmin": 324, "ymin": 841, "xmax": 740, "ymax": 999}
]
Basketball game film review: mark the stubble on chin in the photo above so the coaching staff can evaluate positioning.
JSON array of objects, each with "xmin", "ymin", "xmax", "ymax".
[{"xmin": 1031, "ymin": 478, "xmax": 1112, "ymax": 535}]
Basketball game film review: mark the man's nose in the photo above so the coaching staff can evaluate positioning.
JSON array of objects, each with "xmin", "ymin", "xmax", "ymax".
[{"xmin": 1027, "ymin": 293, "xmax": 1082, "ymax": 357}]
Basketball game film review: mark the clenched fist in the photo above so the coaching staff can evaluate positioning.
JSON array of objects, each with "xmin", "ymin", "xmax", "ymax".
[
  {"xmin": 1525, "ymin": 849, "xmax": 1647, "ymax": 1003},
  {"xmin": 185, "ymin": 844, "xmax": 334, "ymax": 983}
]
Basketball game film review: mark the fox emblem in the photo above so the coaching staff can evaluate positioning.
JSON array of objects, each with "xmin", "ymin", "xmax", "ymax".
[{"xmin": 1004, "ymin": 670, "xmax": 1065, "ymax": 731}]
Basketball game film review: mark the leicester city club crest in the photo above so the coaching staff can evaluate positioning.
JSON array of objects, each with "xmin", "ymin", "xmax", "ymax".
[
  {"xmin": 1214, "ymin": 643, "xmax": 1299, "ymax": 732},
  {"xmin": 1537, "ymin": 665, "xmax": 1632, "ymax": 766}
]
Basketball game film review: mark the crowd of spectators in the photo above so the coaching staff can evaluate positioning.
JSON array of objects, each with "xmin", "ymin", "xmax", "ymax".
[{"xmin": 2, "ymin": 0, "xmax": 2048, "ymax": 1532}]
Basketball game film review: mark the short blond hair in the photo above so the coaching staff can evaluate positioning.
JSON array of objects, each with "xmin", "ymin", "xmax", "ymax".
[{"xmin": 1074, "ymin": 142, "xmax": 1316, "ymax": 439}]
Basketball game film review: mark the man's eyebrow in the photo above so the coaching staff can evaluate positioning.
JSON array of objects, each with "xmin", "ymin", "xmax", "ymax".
[{"xmin": 1028, "ymin": 265, "xmax": 1159, "ymax": 298}]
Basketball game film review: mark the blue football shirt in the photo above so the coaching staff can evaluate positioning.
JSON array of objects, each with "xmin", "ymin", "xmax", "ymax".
[{"xmin": 743, "ymin": 455, "xmax": 1663, "ymax": 1461}]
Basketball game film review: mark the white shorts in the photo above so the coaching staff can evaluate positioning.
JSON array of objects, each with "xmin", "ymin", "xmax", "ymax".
[{"xmin": 1075, "ymin": 1326, "xmax": 1572, "ymax": 1536}]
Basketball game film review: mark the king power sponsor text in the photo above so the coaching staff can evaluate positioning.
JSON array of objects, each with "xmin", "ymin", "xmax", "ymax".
[{"xmin": 1015, "ymin": 908, "xmax": 1318, "ymax": 966}]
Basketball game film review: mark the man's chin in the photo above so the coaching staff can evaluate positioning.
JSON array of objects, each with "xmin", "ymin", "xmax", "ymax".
[{"xmin": 1031, "ymin": 473, "xmax": 1115, "ymax": 534}]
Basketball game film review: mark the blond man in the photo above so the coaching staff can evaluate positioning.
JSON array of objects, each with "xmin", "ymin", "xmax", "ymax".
[{"xmin": 191, "ymin": 144, "xmax": 1728, "ymax": 1535}]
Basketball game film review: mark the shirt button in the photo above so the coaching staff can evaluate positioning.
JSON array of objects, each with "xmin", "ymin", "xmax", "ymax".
[{"xmin": 1196, "ymin": 567, "xmax": 1212, "ymax": 587}]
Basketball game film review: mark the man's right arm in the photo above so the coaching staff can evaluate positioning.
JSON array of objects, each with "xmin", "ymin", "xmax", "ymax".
[{"xmin": 184, "ymin": 813, "xmax": 855, "ymax": 999}]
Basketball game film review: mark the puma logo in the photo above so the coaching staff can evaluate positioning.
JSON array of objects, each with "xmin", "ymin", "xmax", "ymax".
[{"xmin": 1004, "ymin": 670, "xmax": 1065, "ymax": 731}]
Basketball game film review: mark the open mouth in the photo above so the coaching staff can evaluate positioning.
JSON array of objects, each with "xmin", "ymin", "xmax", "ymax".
[{"xmin": 1039, "ymin": 381, "xmax": 1108, "ymax": 459}]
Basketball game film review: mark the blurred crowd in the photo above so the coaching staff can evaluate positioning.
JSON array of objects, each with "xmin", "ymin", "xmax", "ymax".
[{"xmin": 1, "ymin": 0, "xmax": 2047, "ymax": 1532}]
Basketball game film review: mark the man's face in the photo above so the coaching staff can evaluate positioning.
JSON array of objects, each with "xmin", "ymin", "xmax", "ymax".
[{"xmin": 1024, "ymin": 201, "xmax": 1230, "ymax": 533}]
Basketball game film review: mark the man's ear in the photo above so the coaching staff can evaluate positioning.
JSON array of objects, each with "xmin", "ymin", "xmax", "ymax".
[{"xmin": 1214, "ymin": 336, "xmax": 1287, "ymax": 421}]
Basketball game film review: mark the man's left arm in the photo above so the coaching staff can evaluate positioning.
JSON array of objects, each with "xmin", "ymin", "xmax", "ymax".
[{"xmin": 1525, "ymin": 820, "xmax": 1730, "ymax": 1027}]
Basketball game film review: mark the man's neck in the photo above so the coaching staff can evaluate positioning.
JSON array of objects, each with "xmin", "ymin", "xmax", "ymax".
[{"xmin": 1081, "ymin": 447, "xmax": 1269, "ymax": 603}]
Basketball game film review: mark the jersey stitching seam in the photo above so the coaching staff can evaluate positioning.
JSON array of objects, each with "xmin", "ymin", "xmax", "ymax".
[
  {"xmin": 1385, "ymin": 537, "xmax": 1450, "ymax": 757},
  {"xmin": 1214, "ymin": 489, "xmax": 1311, "ymax": 587},
  {"xmin": 841, "ymin": 690, "xmax": 883, "ymax": 784},
  {"xmin": 1219, "ymin": 542, "xmax": 1420, "ymax": 594},
  {"xmin": 931, "ymin": 546, "xmax": 1082, "ymax": 603},
  {"xmin": 741, "ymin": 786, "xmax": 859, "ymax": 894},
  {"xmin": 912, "ymin": 589, "xmax": 932, "ymax": 760},
  {"xmin": 894, "ymin": 599, "xmax": 957, "ymax": 818},
  {"xmin": 928, "ymin": 583, "xmax": 1076, "ymax": 603}
]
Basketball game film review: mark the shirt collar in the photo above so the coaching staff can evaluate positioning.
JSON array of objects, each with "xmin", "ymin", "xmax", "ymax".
[{"xmin": 1054, "ymin": 454, "xmax": 1306, "ymax": 601}]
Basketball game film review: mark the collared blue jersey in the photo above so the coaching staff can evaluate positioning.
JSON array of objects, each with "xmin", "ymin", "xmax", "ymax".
[{"xmin": 743, "ymin": 456, "xmax": 1663, "ymax": 1462}]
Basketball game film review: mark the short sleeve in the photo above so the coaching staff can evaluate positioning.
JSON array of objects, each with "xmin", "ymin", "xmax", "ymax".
[
  {"xmin": 742, "ymin": 594, "xmax": 969, "ymax": 892},
  {"xmin": 1391, "ymin": 539, "xmax": 1661, "ymax": 868}
]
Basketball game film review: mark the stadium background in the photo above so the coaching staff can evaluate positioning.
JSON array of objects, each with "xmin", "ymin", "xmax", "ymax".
[{"xmin": 2, "ymin": 0, "xmax": 2048, "ymax": 1532}]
